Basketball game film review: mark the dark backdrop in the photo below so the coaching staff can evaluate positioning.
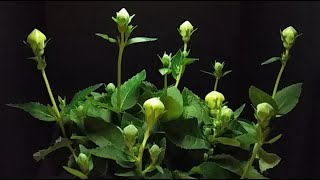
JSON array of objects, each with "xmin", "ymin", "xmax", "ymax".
[{"xmin": 1, "ymin": 1, "xmax": 319, "ymax": 178}]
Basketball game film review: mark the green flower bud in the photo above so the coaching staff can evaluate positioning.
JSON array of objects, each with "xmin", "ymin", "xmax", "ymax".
[
  {"xmin": 76, "ymin": 153, "xmax": 89, "ymax": 174},
  {"xmin": 220, "ymin": 106, "xmax": 233, "ymax": 122},
  {"xmin": 143, "ymin": 97, "xmax": 165, "ymax": 128},
  {"xmin": 27, "ymin": 29, "xmax": 47, "ymax": 56},
  {"xmin": 256, "ymin": 103, "xmax": 275, "ymax": 125},
  {"xmin": 204, "ymin": 128, "xmax": 212, "ymax": 136},
  {"xmin": 77, "ymin": 105, "xmax": 84, "ymax": 112},
  {"xmin": 116, "ymin": 8, "xmax": 130, "ymax": 27},
  {"xmin": 203, "ymin": 153, "xmax": 209, "ymax": 161},
  {"xmin": 161, "ymin": 53, "xmax": 172, "ymax": 68},
  {"xmin": 214, "ymin": 61, "xmax": 224, "ymax": 77},
  {"xmin": 133, "ymin": 146, "xmax": 138, "ymax": 155},
  {"xmin": 281, "ymin": 26, "xmax": 298, "ymax": 49},
  {"xmin": 179, "ymin": 21, "xmax": 194, "ymax": 37},
  {"xmin": 106, "ymin": 83, "xmax": 116, "ymax": 93},
  {"xmin": 123, "ymin": 124, "xmax": 138, "ymax": 143},
  {"xmin": 149, "ymin": 144, "xmax": 161, "ymax": 162},
  {"xmin": 208, "ymin": 148, "xmax": 214, "ymax": 156},
  {"xmin": 205, "ymin": 91, "xmax": 225, "ymax": 110}
]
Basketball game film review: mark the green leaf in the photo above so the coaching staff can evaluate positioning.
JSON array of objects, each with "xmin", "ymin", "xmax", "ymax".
[
  {"xmin": 33, "ymin": 137, "xmax": 72, "ymax": 162},
  {"xmin": 171, "ymin": 49, "xmax": 183, "ymax": 80},
  {"xmin": 156, "ymin": 165, "xmax": 164, "ymax": 174},
  {"xmin": 182, "ymin": 88, "xmax": 211, "ymax": 125},
  {"xmin": 234, "ymin": 133, "xmax": 256, "ymax": 150},
  {"xmin": 162, "ymin": 118, "xmax": 210, "ymax": 150},
  {"xmin": 115, "ymin": 170, "xmax": 139, "ymax": 177},
  {"xmin": 63, "ymin": 166, "xmax": 88, "ymax": 179},
  {"xmin": 85, "ymin": 101, "xmax": 112, "ymax": 122},
  {"xmin": 86, "ymin": 97, "xmax": 120, "ymax": 113},
  {"xmin": 85, "ymin": 119, "xmax": 126, "ymax": 149},
  {"xmin": 172, "ymin": 170, "xmax": 195, "ymax": 179},
  {"xmin": 222, "ymin": 70, "xmax": 232, "ymax": 77},
  {"xmin": 159, "ymin": 68, "xmax": 172, "ymax": 76},
  {"xmin": 233, "ymin": 103, "xmax": 246, "ymax": 119},
  {"xmin": 7, "ymin": 102, "xmax": 56, "ymax": 122},
  {"xmin": 261, "ymin": 57, "xmax": 281, "ymax": 65},
  {"xmin": 249, "ymin": 86, "xmax": 278, "ymax": 114},
  {"xmin": 190, "ymin": 162, "xmax": 232, "ymax": 179},
  {"xmin": 160, "ymin": 86, "xmax": 184, "ymax": 121},
  {"xmin": 126, "ymin": 37, "xmax": 157, "ymax": 45},
  {"xmin": 147, "ymin": 168, "xmax": 173, "ymax": 179},
  {"xmin": 65, "ymin": 83, "xmax": 103, "ymax": 113},
  {"xmin": 215, "ymin": 137, "xmax": 241, "ymax": 147},
  {"xmin": 155, "ymin": 138, "xmax": 166, "ymax": 165},
  {"xmin": 95, "ymin": 33, "xmax": 117, "ymax": 43},
  {"xmin": 141, "ymin": 81, "xmax": 158, "ymax": 93},
  {"xmin": 238, "ymin": 120, "xmax": 256, "ymax": 135},
  {"xmin": 89, "ymin": 144, "xmax": 134, "ymax": 163},
  {"xmin": 200, "ymin": 70, "xmax": 215, "ymax": 76},
  {"xmin": 111, "ymin": 70, "xmax": 146, "ymax": 111},
  {"xmin": 275, "ymin": 83, "xmax": 302, "ymax": 115},
  {"xmin": 265, "ymin": 134, "xmax": 282, "ymax": 144},
  {"xmin": 257, "ymin": 148, "xmax": 281, "ymax": 173},
  {"xmin": 180, "ymin": 57, "xmax": 198, "ymax": 66}
]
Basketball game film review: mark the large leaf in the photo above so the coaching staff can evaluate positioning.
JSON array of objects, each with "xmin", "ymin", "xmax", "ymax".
[
  {"xmin": 127, "ymin": 37, "xmax": 157, "ymax": 45},
  {"xmin": 215, "ymin": 137, "xmax": 241, "ymax": 147},
  {"xmin": 147, "ymin": 168, "xmax": 172, "ymax": 179},
  {"xmin": 233, "ymin": 104, "xmax": 246, "ymax": 119},
  {"xmin": 182, "ymin": 88, "xmax": 211, "ymax": 125},
  {"xmin": 85, "ymin": 119, "xmax": 126, "ymax": 149},
  {"xmin": 89, "ymin": 144, "xmax": 134, "ymax": 163},
  {"xmin": 249, "ymin": 86, "xmax": 278, "ymax": 114},
  {"xmin": 111, "ymin": 70, "xmax": 146, "ymax": 111},
  {"xmin": 160, "ymin": 86, "xmax": 184, "ymax": 121},
  {"xmin": 7, "ymin": 102, "xmax": 56, "ymax": 122},
  {"xmin": 33, "ymin": 137, "xmax": 72, "ymax": 162},
  {"xmin": 65, "ymin": 83, "xmax": 103, "ymax": 113},
  {"xmin": 261, "ymin": 57, "xmax": 281, "ymax": 65},
  {"xmin": 162, "ymin": 118, "xmax": 210, "ymax": 149},
  {"xmin": 257, "ymin": 148, "xmax": 281, "ymax": 173},
  {"xmin": 190, "ymin": 162, "xmax": 232, "ymax": 179},
  {"xmin": 274, "ymin": 83, "xmax": 302, "ymax": 115},
  {"xmin": 63, "ymin": 166, "xmax": 88, "ymax": 179},
  {"xmin": 95, "ymin": 33, "xmax": 117, "ymax": 43}
]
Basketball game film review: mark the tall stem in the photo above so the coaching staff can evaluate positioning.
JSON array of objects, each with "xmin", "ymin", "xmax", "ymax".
[
  {"xmin": 164, "ymin": 74, "xmax": 168, "ymax": 89},
  {"xmin": 117, "ymin": 32, "xmax": 125, "ymax": 109},
  {"xmin": 214, "ymin": 77, "xmax": 219, "ymax": 91},
  {"xmin": 241, "ymin": 142, "xmax": 261, "ymax": 179},
  {"xmin": 272, "ymin": 49, "xmax": 289, "ymax": 99},
  {"xmin": 175, "ymin": 43, "xmax": 188, "ymax": 88},
  {"xmin": 136, "ymin": 127, "xmax": 151, "ymax": 172},
  {"xmin": 41, "ymin": 69, "xmax": 67, "ymax": 138}
]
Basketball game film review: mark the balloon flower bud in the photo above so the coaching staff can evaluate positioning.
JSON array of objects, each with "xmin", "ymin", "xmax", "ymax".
[
  {"xmin": 76, "ymin": 153, "xmax": 89, "ymax": 174},
  {"xmin": 205, "ymin": 91, "xmax": 225, "ymax": 110},
  {"xmin": 123, "ymin": 124, "xmax": 138, "ymax": 147},
  {"xmin": 220, "ymin": 106, "xmax": 233, "ymax": 122},
  {"xmin": 256, "ymin": 103, "xmax": 275, "ymax": 127},
  {"xmin": 149, "ymin": 144, "xmax": 161, "ymax": 163},
  {"xmin": 106, "ymin": 83, "xmax": 116, "ymax": 93},
  {"xmin": 281, "ymin": 26, "xmax": 298, "ymax": 50},
  {"xmin": 27, "ymin": 28, "xmax": 47, "ymax": 56},
  {"xmin": 143, "ymin": 97, "xmax": 165, "ymax": 128},
  {"xmin": 179, "ymin": 21, "xmax": 195, "ymax": 43}
]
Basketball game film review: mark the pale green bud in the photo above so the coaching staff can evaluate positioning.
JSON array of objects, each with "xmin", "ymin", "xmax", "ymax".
[
  {"xmin": 116, "ymin": 8, "xmax": 130, "ymax": 27},
  {"xmin": 76, "ymin": 153, "xmax": 89, "ymax": 174},
  {"xmin": 161, "ymin": 53, "xmax": 172, "ymax": 68},
  {"xmin": 123, "ymin": 124, "xmax": 138, "ymax": 141},
  {"xmin": 149, "ymin": 144, "xmax": 161, "ymax": 162},
  {"xmin": 204, "ymin": 128, "xmax": 212, "ymax": 136},
  {"xmin": 143, "ymin": 97, "xmax": 165, "ymax": 128},
  {"xmin": 256, "ymin": 103, "xmax": 275, "ymax": 124},
  {"xmin": 179, "ymin": 21, "xmax": 194, "ymax": 37},
  {"xmin": 205, "ymin": 91, "xmax": 225, "ymax": 109},
  {"xmin": 214, "ymin": 62, "xmax": 224, "ymax": 77},
  {"xmin": 281, "ymin": 26, "xmax": 298, "ymax": 49},
  {"xmin": 27, "ymin": 29, "xmax": 47, "ymax": 56},
  {"xmin": 220, "ymin": 106, "xmax": 233, "ymax": 122},
  {"xmin": 203, "ymin": 153, "xmax": 209, "ymax": 161},
  {"xmin": 106, "ymin": 83, "xmax": 116, "ymax": 93}
]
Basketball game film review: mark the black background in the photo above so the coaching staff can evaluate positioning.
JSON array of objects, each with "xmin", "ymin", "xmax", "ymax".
[{"xmin": 1, "ymin": 1, "xmax": 319, "ymax": 178}]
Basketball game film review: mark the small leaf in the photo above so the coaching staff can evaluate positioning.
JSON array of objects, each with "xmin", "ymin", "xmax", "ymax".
[
  {"xmin": 111, "ymin": 70, "xmax": 146, "ymax": 111},
  {"xmin": 257, "ymin": 148, "xmax": 281, "ymax": 173},
  {"xmin": 148, "ymin": 168, "xmax": 173, "ymax": 179},
  {"xmin": 190, "ymin": 162, "xmax": 232, "ymax": 179},
  {"xmin": 156, "ymin": 165, "xmax": 164, "ymax": 174},
  {"xmin": 261, "ymin": 57, "xmax": 281, "ymax": 65},
  {"xmin": 249, "ymin": 86, "xmax": 278, "ymax": 114},
  {"xmin": 265, "ymin": 134, "xmax": 282, "ymax": 144},
  {"xmin": 127, "ymin": 37, "xmax": 157, "ymax": 45},
  {"xmin": 95, "ymin": 33, "xmax": 117, "ymax": 43},
  {"xmin": 63, "ymin": 166, "xmax": 88, "ymax": 179},
  {"xmin": 159, "ymin": 68, "xmax": 172, "ymax": 76},
  {"xmin": 160, "ymin": 86, "xmax": 184, "ymax": 121},
  {"xmin": 238, "ymin": 120, "xmax": 256, "ymax": 135},
  {"xmin": 33, "ymin": 137, "xmax": 72, "ymax": 162},
  {"xmin": 222, "ymin": 70, "xmax": 232, "ymax": 77},
  {"xmin": 233, "ymin": 103, "xmax": 246, "ymax": 119},
  {"xmin": 115, "ymin": 170, "xmax": 139, "ymax": 177},
  {"xmin": 275, "ymin": 83, "xmax": 302, "ymax": 115},
  {"xmin": 86, "ymin": 97, "xmax": 120, "ymax": 113},
  {"xmin": 89, "ymin": 144, "xmax": 134, "ymax": 163},
  {"xmin": 171, "ymin": 49, "xmax": 183, "ymax": 79},
  {"xmin": 215, "ymin": 137, "xmax": 241, "ymax": 147},
  {"xmin": 180, "ymin": 57, "xmax": 198, "ymax": 66},
  {"xmin": 200, "ymin": 70, "xmax": 215, "ymax": 76},
  {"xmin": 7, "ymin": 102, "xmax": 56, "ymax": 122}
]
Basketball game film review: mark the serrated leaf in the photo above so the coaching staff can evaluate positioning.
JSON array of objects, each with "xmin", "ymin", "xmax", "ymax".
[
  {"xmin": 95, "ymin": 33, "xmax": 117, "ymax": 43},
  {"xmin": 275, "ymin": 83, "xmax": 302, "ymax": 115},
  {"xmin": 261, "ymin": 57, "xmax": 281, "ymax": 65},
  {"xmin": 33, "ymin": 137, "xmax": 72, "ymax": 162},
  {"xmin": 89, "ymin": 144, "xmax": 134, "ymax": 163},
  {"xmin": 249, "ymin": 86, "xmax": 278, "ymax": 114},
  {"xmin": 86, "ymin": 97, "xmax": 120, "ymax": 113},
  {"xmin": 234, "ymin": 133, "xmax": 256, "ymax": 150},
  {"xmin": 160, "ymin": 86, "xmax": 183, "ymax": 121},
  {"xmin": 190, "ymin": 162, "xmax": 232, "ymax": 179},
  {"xmin": 162, "ymin": 118, "xmax": 210, "ymax": 149},
  {"xmin": 238, "ymin": 120, "xmax": 256, "ymax": 135},
  {"xmin": 257, "ymin": 148, "xmax": 281, "ymax": 173},
  {"xmin": 126, "ymin": 37, "xmax": 157, "ymax": 45},
  {"xmin": 85, "ymin": 101, "xmax": 112, "ymax": 122},
  {"xmin": 182, "ymin": 88, "xmax": 211, "ymax": 125},
  {"xmin": 265, "ymin": 134, "xmax": 282, "ymax": 144},
  {"xmin": 141, "ymin": 81, "xmax": 158, "ymax": 93},
  {"xmin": 233, "ymin": 103, "xmax": 246, "ymax": 119},
  {"xmin": 63, "ymin": 166, "xmax": 88, "ymax": 179},
  {"xmin": 65, "ymin": 83, "xmax": 103, "ymax": 113},
  {"xmin": 215, "ymin": 137, "xmax": 241, "ymax": 147},
  {"xmin": 111, "ymin": 70, "xmax": 146, "ymax": 111},
  {"xmin": 159, "ymin": 68, "xmax": 172, "ymax": 76},
  {"xmin": 85, "ymin": 119, "xmax": 126, "ymax": 149},
  {"xmin": 148, "ymin": 168, "xmax": 172, "ymax": 179},
  {"xmin": 7, "ymin": 102, "xmax": 56, "ymax": 122}
]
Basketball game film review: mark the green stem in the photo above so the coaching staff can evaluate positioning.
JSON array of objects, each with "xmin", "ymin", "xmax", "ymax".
[
  {"xmin": 164, "ymin": 74, "xmax": 167, "ymax": 89},
  {"xmin": 214, "ymin": 77, "xmax": 219, "ymax": 91},
  {"xmin": 272, "ymin": 50, "xmax": 289, "ymax": 99},
  {"xmin": 241, "ymin": 142, "xmax": 261, "ymax": 179},
  {"xmin": 142, "ymin": 162, "xmax": 155, "ymax": 175},
  {"xmin": 136, "ymin": 127, "xmax": 151, "ymax": 172},
  {"xmin": 174, "ymin": 43, "xmax": 188, "ymax": 88}
]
